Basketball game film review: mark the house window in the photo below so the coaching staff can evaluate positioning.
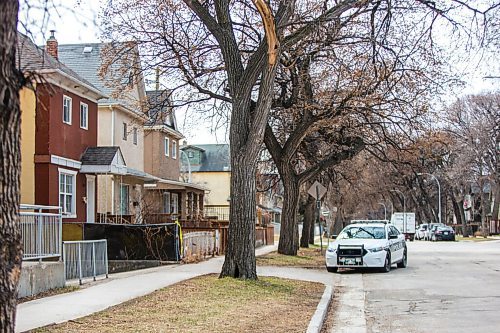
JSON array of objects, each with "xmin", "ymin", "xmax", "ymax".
[
  {"xmin": 163, "ymin": 192, "xmax": 171, "ymax": 214},
  {"xmin": 119, "ymin": 184, "xmax": 129, "ymax": 215},
  {"xmin": 80, "ymin": 102, "xmax": 88, "ymax": 129},
  {"xmin": 171, "ymin": 193, "xmax": 178, "ymax": 215},
  {"xmin": 187, "ymin": 151, "xmax": 194, "ymax": 158},
  {"xmin": 123, "ymin": 123, "xmax": 127, "ymax": 141},
  {"xmin": 59, "ymin": 169, "xmax": 77, "ymax": 217},
  {"xmin": 172, "ymin": 140, "xmax": 177, "ymax": 159},
  {"xmin": 133, "ymin": 127, "xmax": 138, "ymax": 145},
  {"xmin": 164, "ymin": 137, "xmax": 170, "ymax": 157},
  {"xmin": 63, "ymin": 95, "xmax": 72, "ymax": 124}
]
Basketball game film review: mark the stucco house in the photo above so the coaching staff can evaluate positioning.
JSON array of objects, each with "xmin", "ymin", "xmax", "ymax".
[
  {"xmin": 18, "ymin": 32, "xmax": 106, "ymax": 223},
  {"xmin": 142, "ymin": 90, "xmax": 206, "ymax": 222},
  {"xmin": 57, "ymin": 41, "xmax": 156, "ymax": 223}
]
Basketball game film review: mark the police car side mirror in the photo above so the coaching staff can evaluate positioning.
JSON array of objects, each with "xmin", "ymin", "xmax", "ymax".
[{"xmin": 389, "ymin": 234, "xmax": 398, "ymax": 240}]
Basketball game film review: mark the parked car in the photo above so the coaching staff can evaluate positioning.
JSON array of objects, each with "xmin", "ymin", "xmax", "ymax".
[
  {"xmin": 431, "ymin": 226, "xmax": 456, "ymax": 241},
  {"xmin": 428, "ymin": 223, "xmax": 445, "ymax": 240},
  {"xmin": 415, "ymin": 223, "xmax": 429, "ymax": 240},
  {"xmin": 325, "ymin": 221, "xmax": 407, "ymax": 273}
]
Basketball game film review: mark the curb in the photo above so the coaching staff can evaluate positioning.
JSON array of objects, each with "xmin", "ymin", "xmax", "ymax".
[{"xmin": 306, "ymin": 285, "xmax": 333, "ymax": 333}]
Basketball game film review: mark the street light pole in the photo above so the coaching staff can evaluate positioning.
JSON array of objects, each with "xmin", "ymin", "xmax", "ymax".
[
  {"xmin": 378, "ymin": 202, "xmax": 387, "ymax": 220},
  {"xmin": 417, "ymin": 172, "xmax": 441, "ymax": 225},
  {"xmin": 391, "ymin": 189, "xmax": 406, "ymax": 231}
]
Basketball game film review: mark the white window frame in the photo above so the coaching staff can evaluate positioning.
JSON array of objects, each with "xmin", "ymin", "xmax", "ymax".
[
  {"xmin": 79, "ymin": 102, "xmax": 88, "ymax": 130},
  {"xmin": 58, "ymin": 168, "xmax": 77, "ymax": 218},
  {"xmin": 163, "ymin": 192, "xmax": 171, "ymax": 214},
  {"xmin": 122, "ymin": 122, "xmax": 128, "ymax": 141},
  {"xmin": 172, "ymin": 140, "xmax": 177, "ymax": 159},
  {"xmin": 164, "ymin": 137, "xmax": 170, "ymax": 157},
  {"xmin": 63, "ymin": 95, "xmax": 72, "ymax": 125},
  {"xmin": 171, "ymin": 193, "xmax": 178, "ymax": 214},
  {"xmin": 119, "ymin": 183, "xmax": 130, "ymax": 215},
  {"xmin": 133, "ymin": 127, "xmax": 138, "ymax": 145},
  {"xmin": 187, "ymin": 151, "xmax": 194, "ymax": 158}
]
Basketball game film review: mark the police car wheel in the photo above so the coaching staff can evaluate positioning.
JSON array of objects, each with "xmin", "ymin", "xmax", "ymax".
[
  {"xmin": 381, "ymin": 253, "xmax": 391, "ymax": 273},
  {"xmin": 397, "ymin": 248, "xmax": 407, "ymax": 268},
  {"xmin": 326, "ymin": 266, "xmax": 338, "ymax": 273}
]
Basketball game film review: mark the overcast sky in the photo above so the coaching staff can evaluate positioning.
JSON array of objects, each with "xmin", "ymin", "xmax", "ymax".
[{"xmin": 20, "ymin": 0, "xmax": 499, "ymax": 144}]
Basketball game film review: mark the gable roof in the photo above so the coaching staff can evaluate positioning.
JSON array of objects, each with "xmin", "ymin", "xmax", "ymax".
[
  {"xmin": 16, "ymin": 33, "xmax": 104, "ymax": 98},
  {"xmin": 181, "ymin": 144, "xmax": 230, "ymax": 172},
  {"xmin": 80, "ymin": 146, "xmax": 124, "ymax": 166},
  {"xmin": 57, "ymin": 42, "xmax": 145, "ymax": 110}
]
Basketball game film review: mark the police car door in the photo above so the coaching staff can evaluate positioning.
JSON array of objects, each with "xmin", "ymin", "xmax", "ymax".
[{"xmin": 389, "ymin": 226, "xmax": 404, "ymax": 262}]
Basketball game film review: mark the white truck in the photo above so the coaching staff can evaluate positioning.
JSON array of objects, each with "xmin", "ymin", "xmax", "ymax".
[{"xmin": 390, "ymin": 212, "xmax": 416, "ymax": 241}]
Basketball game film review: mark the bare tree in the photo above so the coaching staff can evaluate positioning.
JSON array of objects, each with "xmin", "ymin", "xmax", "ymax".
[{"xmin": 444, "ymin": 92, "xmax": 500, "ymax": 236}]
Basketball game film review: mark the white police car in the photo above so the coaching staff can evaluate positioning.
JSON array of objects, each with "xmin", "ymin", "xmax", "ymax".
[{"xmin": 325, "ymin": 220, "xmax": 407, "ymax": 273}]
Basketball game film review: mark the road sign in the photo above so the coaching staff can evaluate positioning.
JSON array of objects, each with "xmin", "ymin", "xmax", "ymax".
[{"xmin": 308, "ymin": 181, "xmax": 327, "ymax": 200}]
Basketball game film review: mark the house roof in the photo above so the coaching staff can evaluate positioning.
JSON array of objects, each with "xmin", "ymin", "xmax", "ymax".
[
  {"xmin": 16, "ymin": 33, "xmax": 104, "ymax": 97},
  {"xmin": 144, "ymin": 89, "xmax": 184, "ymax": 139},
  {"xmin": 181, "ymin": 144, "xmax": 230, "ymax": 172},
  {"xmin": 81, "ymin": 146, "xmax": 122, "ymax": 165},
  {"xmin": 57, "ymin": 42, "xmax": 144, "ymax": 109},
  {"xmin": 145, "ymin": 90, "xmax": 175, "ymax": 126}
]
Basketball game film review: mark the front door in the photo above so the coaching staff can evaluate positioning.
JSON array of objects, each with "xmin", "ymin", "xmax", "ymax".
[{"xmin": 86, "ymin": 176, "xmax": 96, "ymax": 222}]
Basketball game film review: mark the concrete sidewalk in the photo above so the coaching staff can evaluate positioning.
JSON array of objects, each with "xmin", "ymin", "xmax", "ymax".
[{"xmin": 16, "ymin": 245, "xmax": 281, "ymax": 332}]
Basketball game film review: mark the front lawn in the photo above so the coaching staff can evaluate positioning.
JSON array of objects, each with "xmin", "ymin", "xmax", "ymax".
[
  {"xmin": 256, "ymin": 246, "xmax": 327, "ymax": 268},
  {"xmin": 34, "ymin": 275, "xmax": 324, "ymax": 333}
]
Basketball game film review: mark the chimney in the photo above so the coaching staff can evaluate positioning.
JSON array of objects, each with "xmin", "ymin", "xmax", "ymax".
[{"xmin": 45, "ymin": 30, "xmax": 58, "ymax": 60}]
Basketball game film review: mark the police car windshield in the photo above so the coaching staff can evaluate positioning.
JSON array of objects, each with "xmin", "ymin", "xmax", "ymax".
[{"xmin": 338, "ymin": 226, "xmax": 386, "ymax": 239}]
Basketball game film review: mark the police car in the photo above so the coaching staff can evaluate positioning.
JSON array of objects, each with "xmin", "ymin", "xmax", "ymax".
[{"xmin": 325, "ymin": 220, "xmax": 407, "ymax": 273}]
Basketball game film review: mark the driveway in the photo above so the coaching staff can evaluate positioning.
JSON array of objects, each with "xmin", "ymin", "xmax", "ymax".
[{"xmin": 334, "ymin": 240, "xmax": 500, "ymax": 333}]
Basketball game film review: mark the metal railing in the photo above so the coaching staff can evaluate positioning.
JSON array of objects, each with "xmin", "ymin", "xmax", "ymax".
[
  {"xmin": 182, "ymin": 231, "xmax": 217, "ymax": 260},
  {"xmin": 20, "ymin": 204, "xmax": 62, "ymax": 261},
  {"xmin": 204, "ymin": 205, "xmax": 230, "ymax": 220},
  {"xmin": 63, "ymin": 240, "xmax": 108, "ymax": 285}
]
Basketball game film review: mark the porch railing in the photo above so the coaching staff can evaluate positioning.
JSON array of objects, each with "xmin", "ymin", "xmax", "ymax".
[
  {"xmin": 20, "ymin": 204, "xmax": 62, "ymax": 261},
  {"xmin": 63, "ymin": 240, "xmax": 108, "ymax": 285},
  {"xmin": 204, "ymin": 205, "xmax": 230, "ymax": 221},
  {"xmin": 182, "ymin": 231, "xmax": 217, "ymax": 260}
]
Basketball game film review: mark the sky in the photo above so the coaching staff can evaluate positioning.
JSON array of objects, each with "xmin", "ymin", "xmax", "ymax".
[{"xmin": 21, "ymin": 0, "xmax": 499, "ymax": 144}]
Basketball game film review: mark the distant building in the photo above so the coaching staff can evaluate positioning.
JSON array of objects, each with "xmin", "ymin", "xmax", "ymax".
[{"xmin": 181, "ymin": 144, "xmax": 230, "ymax": 219}]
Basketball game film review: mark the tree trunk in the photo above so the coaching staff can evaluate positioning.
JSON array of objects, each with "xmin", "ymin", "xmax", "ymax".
[
  {"xmin": 0, "ymin": 1, "xmax": 23, "ymax": 331},
  {"xmin": 300, "ymin": 196, "xmax": 315, "ymax": 247},
  {"xmin": 481, "ymin": 182, "xmax": 490, "ymax": 237},
  {"xmin": 220, "ymin": 63, "xmax": 278, "ymax": 279},
  {"xmin": 278, "ymin": 172, "xmax": 300, "ymax": 255},
  {"xmin": 451, "ymin": 197, "xmax": 464, "ymax": 235},
  {"xmin": 309, "ymin": 205, "xmax": 316, "ymax": 245},
  {"xmin": 220, "ymin": 153, "xmax": 258, "ymax": 279}
]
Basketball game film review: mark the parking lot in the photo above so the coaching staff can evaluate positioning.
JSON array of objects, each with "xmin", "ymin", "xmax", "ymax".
[{"xmin": 360, "ymin": 240, "xmax": 500, "ymax": 333}]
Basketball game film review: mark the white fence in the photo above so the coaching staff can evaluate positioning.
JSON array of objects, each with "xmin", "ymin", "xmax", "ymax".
[
  {"xmin": 183, "ymin": 231, "xmax": 217, "ymax": 260},
  {"xmin": 63, "ymin": 240, "xmax": 108, "ymax": 285},
  {"xmin": 20, "ymin": 204, "xmax": 62, "ymax": 261}
]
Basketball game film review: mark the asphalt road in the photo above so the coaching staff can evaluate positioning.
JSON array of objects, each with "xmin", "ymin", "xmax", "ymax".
[{"xmin": 360, "ymin": 240, "xmax": 500, "ymax": 333}]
